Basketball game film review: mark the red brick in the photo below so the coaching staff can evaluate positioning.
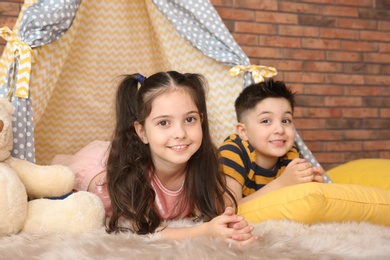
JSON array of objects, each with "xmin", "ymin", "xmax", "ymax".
[
  {"xmin": 0, "ymin": 2, "xmax": 20, "ymax": 16},
  {"xmin": 380, "ymin": 151, "xmax": 390, "ymax": 159},
  {"xmin": 234, "ymin": 0, "xmax": 277, "ymax": 10},
  {"xmin": 232, "ymin": 33, "xmax": 258, "ymax": 45},
  {"xmin": 284, "ymin": 72, "xmax": 326, "ymax": 83},
  {"xmin": 360, "ymin": 30, "xmax": 390, "ymax": 42},
  {"xmin": 259, "ymin": 59, "xmax": 303, "ymax": 71},
  {"xmin": 363, "ymin": 140, "xmax": 390, "ymax": 151},
  {"xmin": 255, "ymin": 11, "xmax": 297, "ymax": 24},
  {"xmin": 0, "ymin": 17, "xmax": 17, "ymax": 29},
  {"xmin": 326, "ymin": 51, "xmax": 362, "ymax": 62},
  {"xmin": 338, "ymin": 18, "xmax": 377, "ymax": 30},
  {"xmin": 325, "ymin": 141, "xmax": 363, "ymax": 152},
  {"xmin": 379, "ymin": 21, "xmax": 390, "ymax": 31},
  {"xmin": 298, "ymin": 15, "xmax": 336, "ymax": 27},
  {"xmin": 301, "ymin": 84, "xmax": 344, "ymax": 95},
  {"xmin": 301, "ymin": 38, "xmax": 341, "ymax": 50},
  {"xmin": 344, "ymin": 86, "xmax": 382, "ymax": 96},
  {"xmin": 259, "ymin": 36, "xmax": 301, "ymax": 48},
  {"xmin": 293, "ymin": 118, "xmax": 328, "ymax": 129},
  {"xmin": 342, "ymin": 63, "xmax": 381, "ymax": 74},
  {"xmin": 296, "ymin": 95, "xmax": 325, "ymax": 107},
  {"xmin": 299, "ymin": 107, "xmax": 343, "ymax": 118},
  {"xmin": 344, "ymin": 151, "xmax": 381, "ymax": 162},
  {"xmin": 324, "ymin": 96, "xmax": 362, "ymax": 107},
  {"xmin": 359, "ymin": 9, "xmax": 390, "ymax": 20},
  {"xmin": 326, "ymin": 74, "xmax": 365, "ymax": 85},
  {"xmin": 342, "ymin": 108, "xmax": 379, "ymax": 118},
  {"xmin": 278, "ymin": 2, "xmax": 319, "ymax": 14},
  {"xmin": 325, "ymin": 118, "xmax": 364, "ymax": 129},
  {"xmin": 380, "ymin": 43, "xmax": 390, "ymax": 52},
  {"xmin": 342, "ymin": 129, "xmax": 385, "ymax": 140},
  {"xmin": 364, "ymin": 53, "xmax": 390, "ymax": 63},
  {"xmin": 242, "ymin": 46, "xmax": 283, "ymax": 58},
  {"xmin": 302, "ymin": 130, "xmax": 343, "ymax": 141},
  {"xmin": 341, "ymin": 40, "xmax": 378, "ymax": 52},
  {"xmin": 235, "ymin": 22, "xmax": 276, "ymax": 34},
  {"xmin": 320, "ymin": 28, "xmax": 359, "ymax": 40},
  {"xmin": 380, "ymin": 108, "xmax": 390, "ymax": 117},
  {"xmin": 215, "ymin": 7, "xmax": 255, "ymax": 21},
  {"xmin": 210, "ymin": 0, "xmax": 233, "ymax": 7},
  {"xmin": 314, "ymin": 152, "xmax": 346, "ymax": 169},
  {"xmin": 364, "ymin": 75, "xmax": 390, "ymax": 85},
  {"xmin": 334, "ymin": 0, "xmax": 372, "ymax": 7},
  {"xmin": 297, "ymin": 0, "xmax": 334, "ymax": 4},
  {"xmin": 320, "ymin": 6, "xmax": 359, "ymax": 17},
  {"xmin": 284, "ymin": 49, "xmax": 325, "ymax": 60},
  {"xmin": 302, "ymin": 61, "xmax": 342, "ymax": 72},
  {"xmin": 279, "ymin": 25, "xmax": 319, "ymax": 37}
]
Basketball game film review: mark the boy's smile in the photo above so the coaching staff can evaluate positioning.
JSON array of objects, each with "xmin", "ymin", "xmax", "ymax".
[{"xmin": 237, "ymin": 97, "xmax": 295, "ymax": 170}]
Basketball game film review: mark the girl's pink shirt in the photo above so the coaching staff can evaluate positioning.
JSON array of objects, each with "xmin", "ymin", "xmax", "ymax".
[
  {"xmin": 94, "ymin": 172, "xmax": 191, "ymax": 220},
  {"xmin": 52, "ymin": 140, "xmax": 192, "ymax": 220}
]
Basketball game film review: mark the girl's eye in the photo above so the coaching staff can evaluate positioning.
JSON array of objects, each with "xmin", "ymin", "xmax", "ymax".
[
  {"xmin": 282, "ymin": 119, "xmax": 292, "ymax": 124},
  {"xmin": 186, "ymin": 117, "xmax": 196, "ymax": 123},
  {"xmin": 158, "ymin": 120, "xmax": 169, "ymax": 126}
]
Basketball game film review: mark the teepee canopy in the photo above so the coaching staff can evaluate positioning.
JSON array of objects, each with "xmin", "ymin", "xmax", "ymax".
[{"xmin": 0, "ymin": 0, "xmax": 331, "ymax": 183}]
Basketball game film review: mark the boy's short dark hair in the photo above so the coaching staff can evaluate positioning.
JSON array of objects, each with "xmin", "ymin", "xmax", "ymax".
[{"xmin": 234, "ymin": 78, "xmax": 296, "ymax": 122}]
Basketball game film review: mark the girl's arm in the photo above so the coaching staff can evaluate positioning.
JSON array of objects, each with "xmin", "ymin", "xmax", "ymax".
[{"xmin": 159, "ymin": 207, "xmax": 258, "ymax": 247}]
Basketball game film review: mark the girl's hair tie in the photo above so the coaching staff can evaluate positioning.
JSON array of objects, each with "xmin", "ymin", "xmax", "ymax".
[{"xmin": 137, "ymin": 74, "xmax": 146, "ymax": 84}]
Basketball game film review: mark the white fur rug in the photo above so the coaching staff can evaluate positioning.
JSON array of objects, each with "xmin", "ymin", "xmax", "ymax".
[{"xmin": 1, "ymin": 220, "xmax": 390, "ymax": 260}]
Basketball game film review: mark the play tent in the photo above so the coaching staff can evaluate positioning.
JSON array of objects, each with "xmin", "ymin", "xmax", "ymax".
[{"xmin": 0, "ymin": 0, "xmax": 331, "ymax": 182}]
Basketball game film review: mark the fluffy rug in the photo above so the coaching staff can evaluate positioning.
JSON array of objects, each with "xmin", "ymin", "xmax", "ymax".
[{"xmin": 1, "ymin": 220, "xmax": 390, "ymax": 260}]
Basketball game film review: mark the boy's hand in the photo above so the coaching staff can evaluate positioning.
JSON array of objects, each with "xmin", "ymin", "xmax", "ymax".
[{"xmin": 279, "ymin": 158, "xmax": 324, "ymax": 186}]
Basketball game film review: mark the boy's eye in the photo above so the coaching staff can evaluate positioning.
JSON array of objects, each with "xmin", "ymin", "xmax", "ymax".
[
  {"xmin": 261, "ymin": 119, "xmax": 270, "ymax": 124},
  {"xmin": 282, "ymin": 119, "xmax": 292, "ymax": 124}
]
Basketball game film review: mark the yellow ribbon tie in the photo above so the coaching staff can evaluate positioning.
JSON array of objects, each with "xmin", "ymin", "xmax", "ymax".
[
  {"xmin": 229, "ymin": 65, "xmax": 277, "ymax": 84},
  {"xmin": 1, "ymin": 26, "xmax": 34, "ymax": 99}
]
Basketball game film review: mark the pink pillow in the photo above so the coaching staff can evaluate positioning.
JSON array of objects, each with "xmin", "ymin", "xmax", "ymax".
[{"xmin": 52, "ymin": 140, "xmax": 111, "ymax": 191}]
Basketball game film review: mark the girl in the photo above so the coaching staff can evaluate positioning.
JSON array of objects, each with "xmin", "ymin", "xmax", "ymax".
[{"xmin": 103, "ymin": 71, "xmax": 257, "ymax": 246}]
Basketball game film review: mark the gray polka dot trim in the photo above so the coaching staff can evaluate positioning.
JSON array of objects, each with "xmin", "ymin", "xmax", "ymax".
[
  {"xmin": 153, "ymin": 0, "xmax": 250, "ymax": 66},
  {"xmin": 19, "ymin": 0, "xmax": 81, "ymax": 46}
]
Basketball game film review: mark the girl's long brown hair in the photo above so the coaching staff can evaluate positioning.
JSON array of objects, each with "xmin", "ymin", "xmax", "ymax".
[{"xmin": 106, "ymin": 71, "xmax": 236, "ymax": 235}]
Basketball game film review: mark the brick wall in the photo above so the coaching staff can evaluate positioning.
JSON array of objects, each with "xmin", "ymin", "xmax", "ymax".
[
  {"xmin": 1, "ymin": 0, "xmax": 389, "ymax": 170},
  {"xmin": 0, "ymin": 0, "xmax": 23, "ymax": 54},
  {"xmin": 211, "ymin": 0, "xmax": 390, "ymax": 170}
]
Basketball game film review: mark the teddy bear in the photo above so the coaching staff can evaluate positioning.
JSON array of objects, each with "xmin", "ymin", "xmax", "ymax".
[{"xmin": 0, "ymin": 98, "xmax": 106, "ymax": 236}]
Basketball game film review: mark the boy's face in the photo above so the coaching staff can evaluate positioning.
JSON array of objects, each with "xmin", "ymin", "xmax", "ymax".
[{"xmin": 236, "ymin": 97, "xmax": 295, "ymax": 169}]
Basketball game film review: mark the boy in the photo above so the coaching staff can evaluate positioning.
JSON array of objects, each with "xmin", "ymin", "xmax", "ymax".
[{"xmin": 219, "ymin": 79, "xmax": 324, "ymax": 205}]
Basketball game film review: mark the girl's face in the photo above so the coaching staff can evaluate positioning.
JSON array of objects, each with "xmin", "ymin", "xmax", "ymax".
[
  {"xmin": 237, "ymin": 97, "xmax": 295, "ymax": 169},
  {"xmin": 135, "ymin": 90, "xmax": 203, "ymax": 171}
]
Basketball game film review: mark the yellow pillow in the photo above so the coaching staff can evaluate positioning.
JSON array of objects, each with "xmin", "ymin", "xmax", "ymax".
[
  {"xmin": 327, "ymin": 159, "xmax": 390, "ymax": 190},
  {"xmin": 238, "ymin": 182, "xmax": 390, "ymax": 226}
]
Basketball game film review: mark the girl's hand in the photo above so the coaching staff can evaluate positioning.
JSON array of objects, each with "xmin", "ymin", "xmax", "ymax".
[
  {"xmin": 278, "ymin": 158, "xmax": 324, "ymax": 186},
  {"xmin": 204, "ymin": 207, "xmax": 258, "ymax": 248}
]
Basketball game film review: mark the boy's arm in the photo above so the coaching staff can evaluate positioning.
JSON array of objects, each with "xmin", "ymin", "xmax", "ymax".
[
  {"xmin": 226, "ymin": 158, "xmax": 325, "ymax": 205},
  {"xmin": 226, "ymin": 175, "xmax": 286, "ymax": 205}
]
